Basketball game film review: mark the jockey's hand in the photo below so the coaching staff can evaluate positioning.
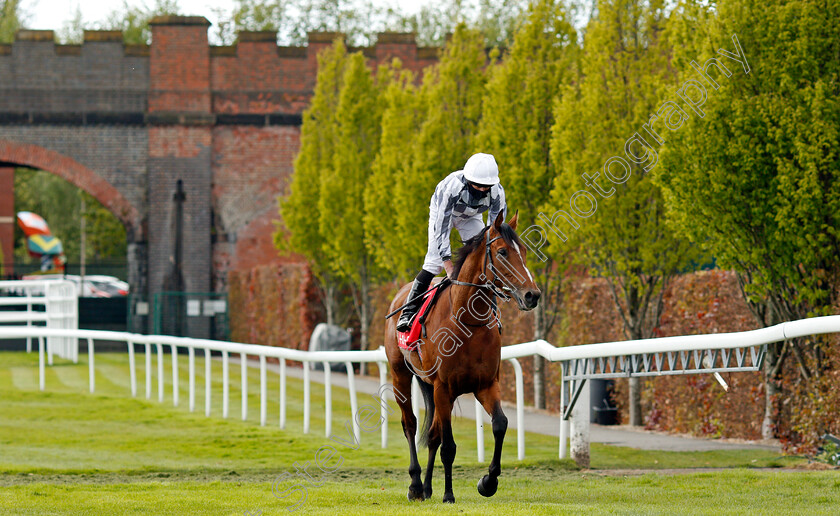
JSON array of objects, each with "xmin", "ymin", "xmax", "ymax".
[{"xmin": 443, "ymin": 260, "xmax": 455, "ymax": 279}]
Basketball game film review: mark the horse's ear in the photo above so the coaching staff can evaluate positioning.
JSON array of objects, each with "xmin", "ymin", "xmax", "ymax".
[
  {"xmin": 508, "ymin": 210, "xmax": 519, "ymax": 231},
  {"xmin": 493, "ymin": 210, "xmax": 504, "ymax": 229}
]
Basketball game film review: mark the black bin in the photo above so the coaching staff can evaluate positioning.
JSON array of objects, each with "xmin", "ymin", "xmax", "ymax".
[{"xmin": 590, "ymin": 379, "xmax": 618, "ymax": 425}]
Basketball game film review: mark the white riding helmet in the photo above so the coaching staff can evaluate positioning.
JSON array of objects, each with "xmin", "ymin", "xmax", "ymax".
[{"xmin": 463, "ymin": 153, "xmax": 500, "ymax": 186}]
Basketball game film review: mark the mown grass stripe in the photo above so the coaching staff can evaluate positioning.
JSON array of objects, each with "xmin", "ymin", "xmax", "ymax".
[
  {"xmin": 52, "ymin": 364, "xmax": 89, "ymax": 391},
  {"xmin": 9, "ymin": 367, "xmax": 38, "ymax": 391}
]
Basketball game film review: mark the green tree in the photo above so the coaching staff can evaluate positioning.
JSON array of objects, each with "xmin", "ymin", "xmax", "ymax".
[
  {"xmin": 320, "ymin": 51, "xmax": 384, "ymax": 363},
  {"xmin": 55, "ymin": 0, "xmax": 181, "ymax": 45},
  {"xmin": 364, "ymin": 62, "xmax": 424, "ymax": 278},
  {"xmin": 397, "ymin": 0, "xmax": 527, "ymax": 47},
  {"xmin": 654, "ymin": 0, "xmax": 840, "ymax": 440},
  {"xmin": 276, "ymin": 39, "xmax": 349, "ymax": 325},
  {"xmin": 215, "ymin": 0, "xmax": 407, "ymax": 46},
  {"xmin": 13, "ymin": 169, "xmax": 126, "ymax": 269},
  {"xmin": 0, "ymin": 0, "xmax": 20, "ymax": 43},
  {"xmin": 549, "ymin": 0, "xmax": 696, "ymax": 425},
  {"xmin": 215, "ymin": 0, "xmax": 526, "ymax": 48},
  {"xmin": 477, "ymin": 0, "xmax": 578, "ymax": 409},
  {"xmin": 58, "ymin": 4, "xmax": 84, "ymax": 44},
  {"xmin": 101, "ymin": 0, "xmax": 181, "ymax": 45},
  {"xmin": 395, "ymin": 23, "xmax": 489, "ymax": 275}
]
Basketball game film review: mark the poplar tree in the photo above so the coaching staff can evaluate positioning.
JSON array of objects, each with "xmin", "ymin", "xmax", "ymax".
[
  {"xmin": 655, "ymin": 0, "xmax": 840, "ymax": 439},
  {"xmin": 0, "ymin": 0, "xmax": 20, "ymax": 43},
  {"xmin": 396, "ymin": 23, "xmax": 488, "ymax": 276},
  {"xmin": 549, "ymin": 0, "xmax": 696, "ymax": 425},
  {"xmin": 477, "ymin": 0, "xmax": 577, "ymax": 409},
  {"xmin": 364, "ymin": 62, "xmax": 424, "ymax": 278},
  {"xmin": 277, "ymin": 39, "xmax": 349, "ymax": 325},
  {"xmin": 321, "ymin": 51, "xmax": 384, "ymax": 363}
]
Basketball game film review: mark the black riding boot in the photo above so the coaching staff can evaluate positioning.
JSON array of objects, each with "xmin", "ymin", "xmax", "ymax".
[{"xmin": 396, "ymin": 272, "xmax": 433, "ymax": 333}]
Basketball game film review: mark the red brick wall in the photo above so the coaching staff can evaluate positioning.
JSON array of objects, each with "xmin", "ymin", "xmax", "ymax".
[
  {"xmin": 149, "ymin": 16, "xmax": 211, "ymax": 112},
  {"xmin": 1, "ymin": 19, "xmax": 440, "ymax": 333}
]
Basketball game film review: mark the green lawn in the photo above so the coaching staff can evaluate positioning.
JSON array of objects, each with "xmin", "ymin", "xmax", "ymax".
[{"xmin": 0, "ymin": 350, "xmax": 834, "ymax": 515}]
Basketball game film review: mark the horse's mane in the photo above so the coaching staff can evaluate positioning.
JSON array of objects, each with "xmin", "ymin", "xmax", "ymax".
[{"xmin": 452, "ymin": 222, "xmax": 523, "ymax": 279}]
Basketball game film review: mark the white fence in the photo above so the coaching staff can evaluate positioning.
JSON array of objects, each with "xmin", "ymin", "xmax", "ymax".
[
  {"xmin": 2, "ymin": 315, "xmax": 840, "ymax": 464},
  {"xmin": 0, "ymin": 279, "xmax": 78, "ymax": 361}
]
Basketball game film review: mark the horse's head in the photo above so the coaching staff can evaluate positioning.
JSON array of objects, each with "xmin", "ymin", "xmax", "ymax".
[{"xmin": 486, "ymin": 210, "xmax": 541, "ymax": 311}]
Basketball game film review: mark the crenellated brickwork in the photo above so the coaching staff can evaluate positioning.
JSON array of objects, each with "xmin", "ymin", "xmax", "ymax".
[{"xmin": 0, "ymin": 16, "xmax": 439, "ymax": 336}]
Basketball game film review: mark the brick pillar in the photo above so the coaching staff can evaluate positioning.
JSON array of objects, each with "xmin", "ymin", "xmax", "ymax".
[
  {"xmin": 0, "ymin": 167, "xmax": 13, "ymax": 276},
  {"xmin": 147, "ymin": 16, "xmax": 212, "ymax": 337}
]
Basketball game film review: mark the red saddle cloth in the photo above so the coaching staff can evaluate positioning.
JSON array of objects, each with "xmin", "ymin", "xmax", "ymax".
[{"xmin": 397, "ymin": 284, "xmax": 440, "ymax": 351}]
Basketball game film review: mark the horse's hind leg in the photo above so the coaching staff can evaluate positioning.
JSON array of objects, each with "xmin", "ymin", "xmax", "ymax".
[
  {"xmin": 475, "ymin": 382, "xmax": 508, "ymax": 497},
  {"xmin": 394, "ymin": 373, "xmax": 424, "ymax": 501},
  {"xmin": 418, "ymin": 380, "xmax": 438, "ymax": 500}
]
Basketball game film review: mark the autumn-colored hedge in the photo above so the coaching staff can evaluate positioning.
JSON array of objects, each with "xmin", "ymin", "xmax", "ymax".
[{"xmin": 228, "ymin": 263, "xmax": 321, "ymax": 351}]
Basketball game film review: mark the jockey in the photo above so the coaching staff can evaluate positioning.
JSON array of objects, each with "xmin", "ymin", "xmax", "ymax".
[{"xmin": 396, "ymin": 152, "xmax": 507, "ymax": 333}]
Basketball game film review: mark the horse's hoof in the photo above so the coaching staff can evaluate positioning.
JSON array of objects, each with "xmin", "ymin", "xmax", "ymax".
[
  {"xmin": 477, "ymin": 475, "xmax": 498, "ymax": 497},
  {"xmin": 423, "ymin": 486, "xmax": 433, "ymax": 500},
  {"xmin": 408, "ymin": 485, "xmax": 424, "ymax": 501},
  {"xmin": 442, "ymin": 492, "xmax": 455, "ymax": 504}
]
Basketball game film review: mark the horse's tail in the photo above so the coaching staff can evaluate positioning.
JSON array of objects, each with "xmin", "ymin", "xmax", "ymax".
[{"xmin": 417, "ymin": 379, "xmax": 436, "ymax": 448}]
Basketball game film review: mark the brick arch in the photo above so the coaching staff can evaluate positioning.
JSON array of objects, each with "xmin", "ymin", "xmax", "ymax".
[{"xmin": 0, "ymin": 139, "xmax": 142, "ymax": 240}]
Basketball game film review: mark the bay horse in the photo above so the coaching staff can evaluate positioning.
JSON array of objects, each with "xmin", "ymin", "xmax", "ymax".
[{"xmin": 384, "ymin": 211, "xmax": 541, "ymax": 503}]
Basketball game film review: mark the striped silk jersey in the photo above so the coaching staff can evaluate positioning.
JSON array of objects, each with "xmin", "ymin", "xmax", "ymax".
[{"xmin": 429, "ymin": 170, "xmax": 507, "ymax": 262}]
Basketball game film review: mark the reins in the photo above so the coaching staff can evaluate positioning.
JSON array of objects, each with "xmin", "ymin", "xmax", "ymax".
[
  {"xmin": 446, "ymin": 228, "xmax": 511, "ymax": 330},
  {"xmin": 385, "ymin": 226, "xmax": 515, "ymax": 322}
]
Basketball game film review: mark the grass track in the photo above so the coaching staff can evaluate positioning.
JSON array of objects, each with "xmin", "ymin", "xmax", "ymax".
[{"xmin": 0, "ymin": 350, "xmax": 834, "ymax": 515}]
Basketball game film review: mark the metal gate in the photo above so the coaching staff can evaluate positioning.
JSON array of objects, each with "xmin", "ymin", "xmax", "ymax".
[{"xmin": 151, "ymin": 292, "xmax": 229, "ymax": 340}]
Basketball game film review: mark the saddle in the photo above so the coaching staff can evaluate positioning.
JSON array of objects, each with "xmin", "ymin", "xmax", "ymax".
[{"xmin": 396, "ymin": 281, "xmax": 447, "ymax": 352}]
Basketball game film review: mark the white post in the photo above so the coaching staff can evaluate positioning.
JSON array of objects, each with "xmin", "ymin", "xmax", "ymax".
[
  {"xmin": 128, "ymin": 340, "xmax": 136, "ymax": 397},
  {"xmin": 570, "ymin": 380, "xmax": 590, "ymax": 468},
  {"xmin": 38, "ymin": 336, "xmax": 45, "ymax": 391},
  {"xmin": 188, "ymin": 347, "xmax": 196, "ymax": 412},
  {"xmin": 26, "ymin": 296, "xmax": 32, "ymax": 352},
  {"xmin": 475, "ymin": 398, "xmax": 485, "ymax": 463},
  {"xmin": 205, "ymin": 348, "xmax": 211, "ymax": 417},
  {"xmin": 171, "ymin": 344, "xmax": 179, "ymax": 407},
  {"xmin": 378, "ymin": 361, "xmax": 388, "ymax": 449},
  {"xmin": 156, "ymin": 343, "xmax": 164, "ymax": 403},
  {"xmin": 222, "ymin": 350, "xmax": 229, "ymax": 419},
  {"xmin": 323, "ymin": 362, "xmax": 331, "ymax": 437},
  {"xmin": 47, "ymin": 332, "xmax": 53, "ymax": 366},
  {"xmin": 279, "ymin": 359, "xmax": 286, "ymax": 429},
  {"xmin": 240, "ymin": 353, "xmax": 247, "ymax": 421},
  {"xmin": 559, "ymin": 376, "xmax": 570, "ymax": 459},
  {"xmin": 509, "ymin": 358, "xmax": 525, "ymax": 460},
  {"xmin": 411, "ymin": 376, "xmax": 420, "ymax": 447},
  {"xmin": 144, "ymin": 343, "xmax": 151, "ymax": 399},
  {"xmin": 346, "ymin": 362, "xmax": 360, "ymax": 444},
  {"xmin": 303, "ymin": 361, "xmax": 310, "ymax": 434},
  {"xmin": 260, "ymin": 355, "xmax": 267, "ymax": 427},
  {"xmin": 87, "ymin": 338, "xmax": 95, "ymax": 393}
]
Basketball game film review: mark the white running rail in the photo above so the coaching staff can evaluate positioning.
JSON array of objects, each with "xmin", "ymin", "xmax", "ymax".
[
  {"xmin": 0, "ymin": 279, "xmax": 78, "ymax": 361},
  {"xmin": 1, "ymin": 315, "xmax": 839, "ymax": 463}
]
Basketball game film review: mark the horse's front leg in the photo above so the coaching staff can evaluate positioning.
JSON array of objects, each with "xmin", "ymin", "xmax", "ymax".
[
  {"xmin": 394, "ymin": 376, "xmax": 424, "ymax": 500},
  {"xmin": 434, "ymin": 385, "xmax": 457, "ymax": 503},
  {"xmin": 476, "ymin": 383, "xmax": 507, "ymax": 497}
]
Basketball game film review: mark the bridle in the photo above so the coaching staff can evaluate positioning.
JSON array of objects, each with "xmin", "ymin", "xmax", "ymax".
[
  {"xmin": 384, "ymin": 226, "xmax": 518, "ymax": 329},
  {"xmin": 446, "ymin": 227, "xmax": 517, "ymax": 328},
  {"xmin": 449, "ymin": 228, "xmax": 515, "ymax": 301}
]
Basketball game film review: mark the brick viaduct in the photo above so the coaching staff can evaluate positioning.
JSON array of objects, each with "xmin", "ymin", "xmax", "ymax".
[{"xmin": 0, "ymin": 16, "xmax": 437, "ymax": 333}]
